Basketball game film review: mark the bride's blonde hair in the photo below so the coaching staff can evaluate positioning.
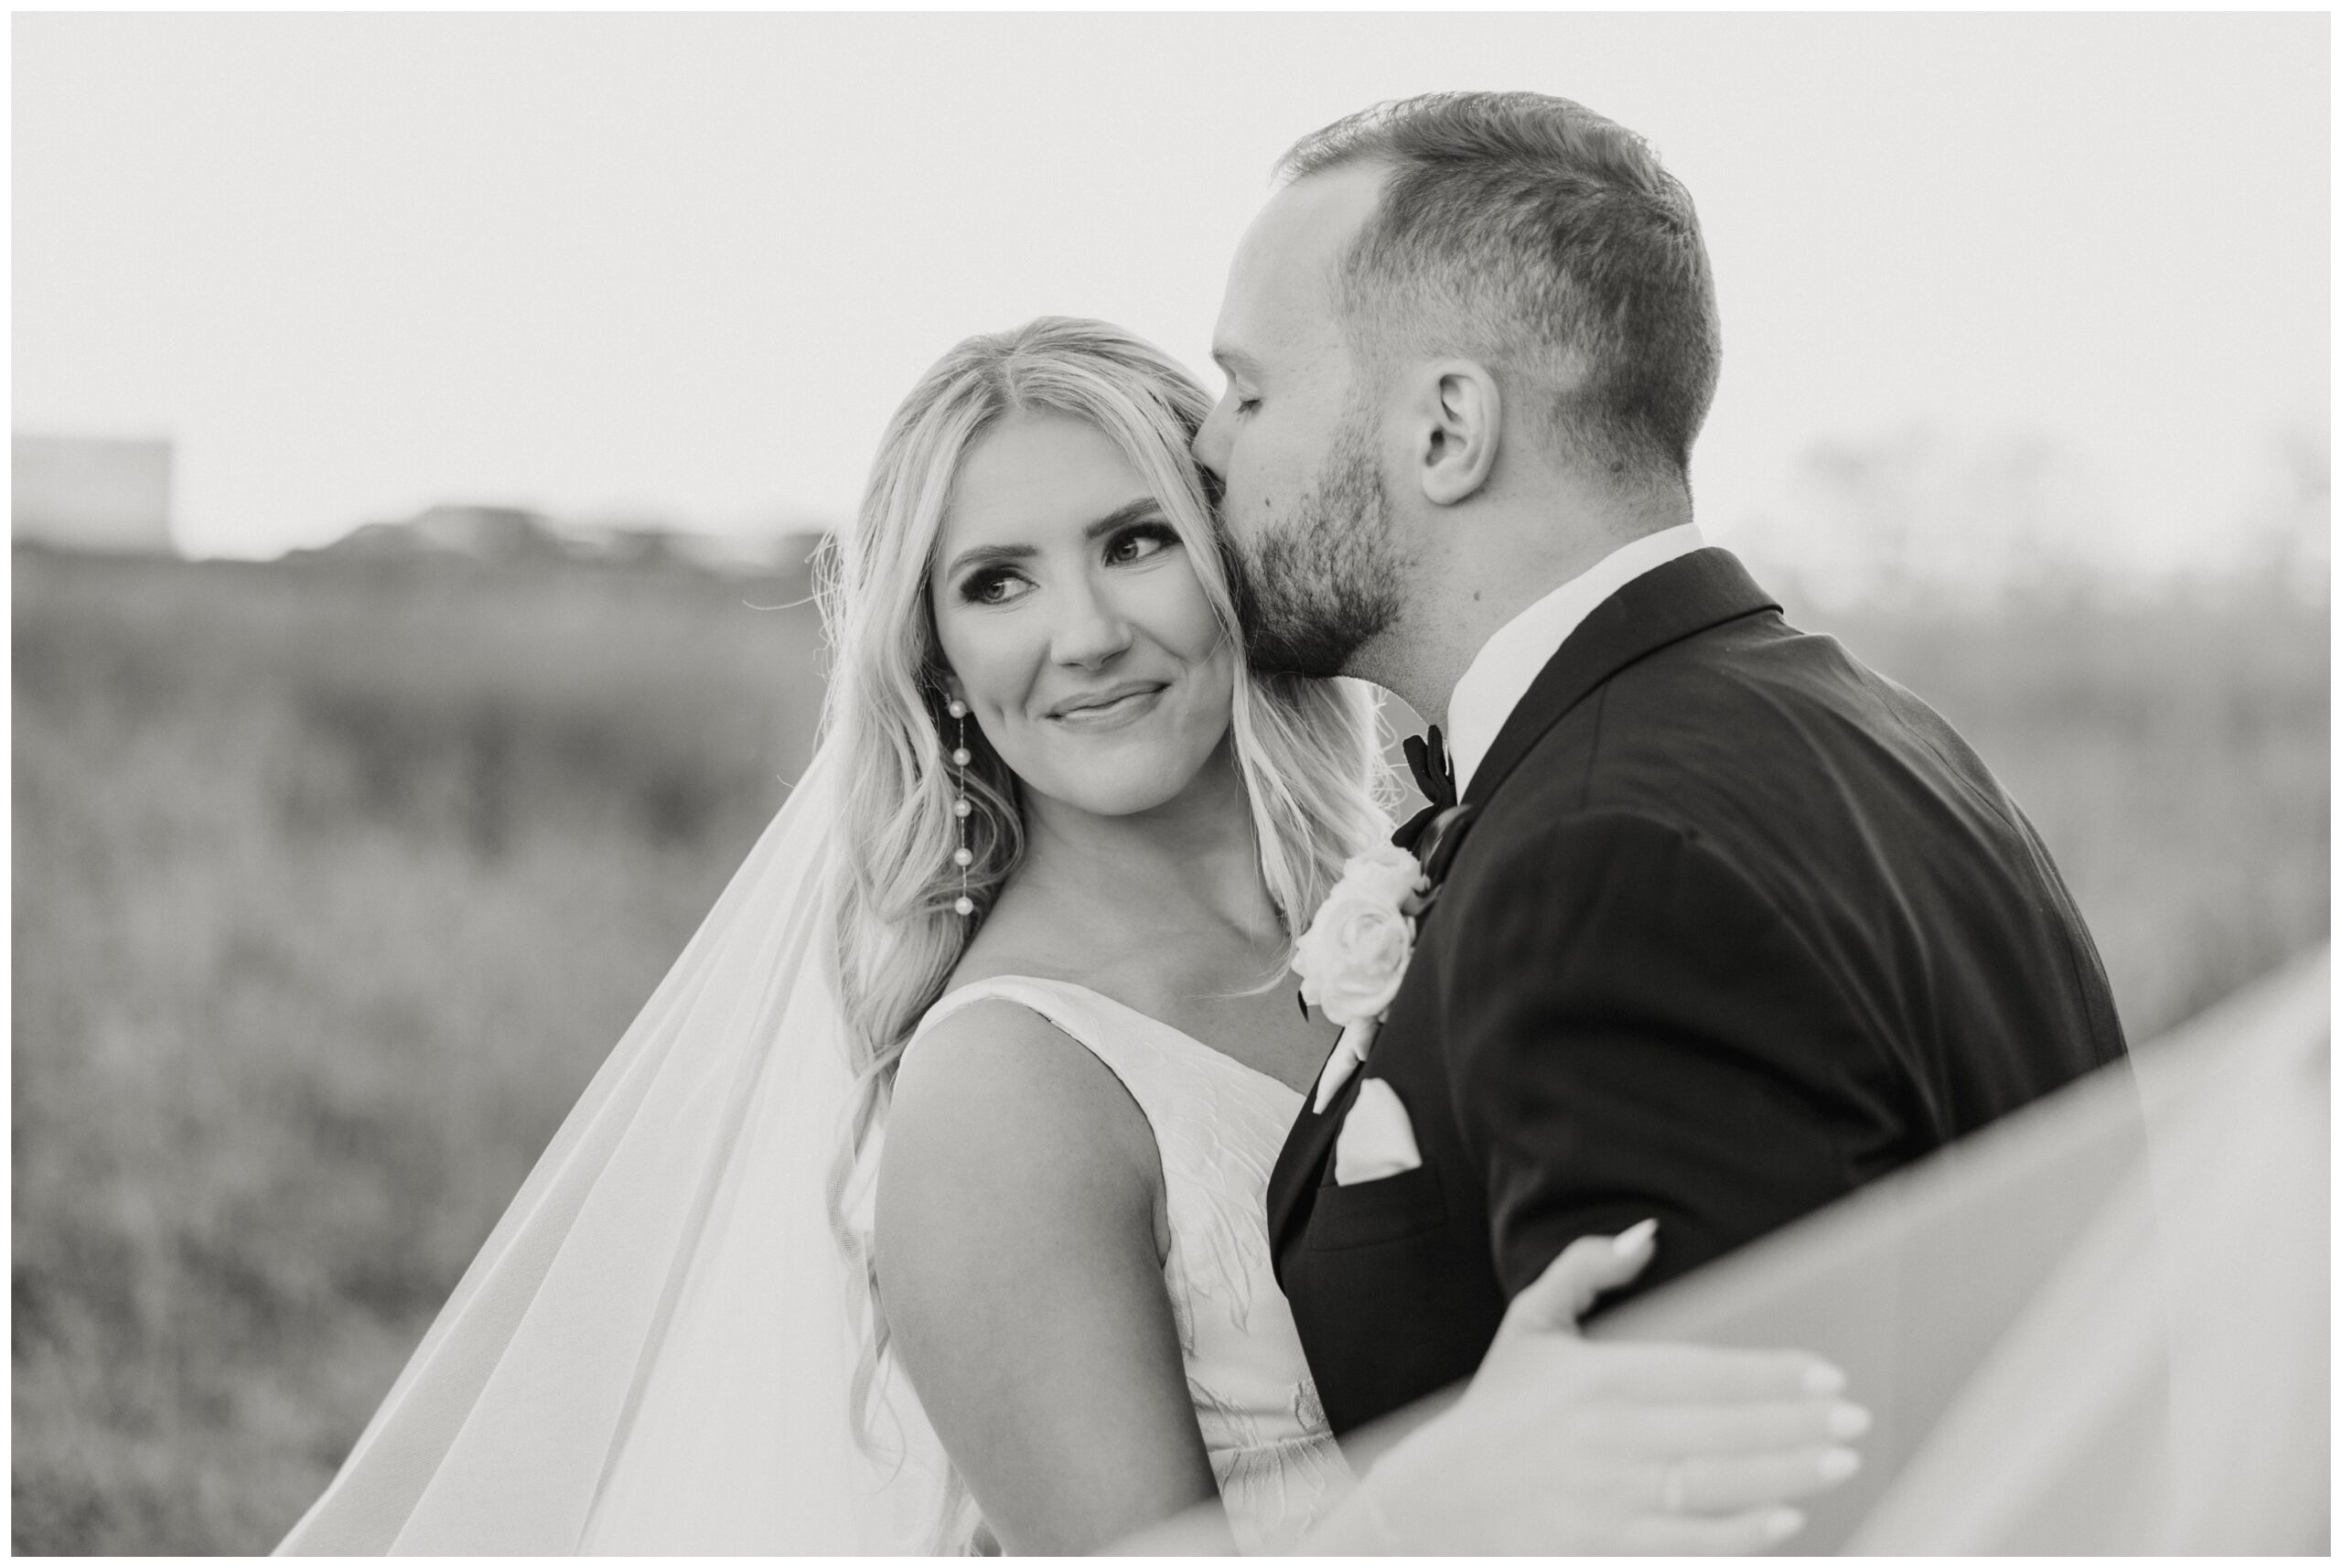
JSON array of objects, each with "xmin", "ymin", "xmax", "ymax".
[{"xmin": 815, "ymin": 317, "xmax": 1388, "ymax": 1478}]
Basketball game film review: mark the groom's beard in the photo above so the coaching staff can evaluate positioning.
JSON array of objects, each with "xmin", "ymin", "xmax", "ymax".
[{"xmin": 1230, "ymin": 413, "xmax": 1406, "ymax": 680}]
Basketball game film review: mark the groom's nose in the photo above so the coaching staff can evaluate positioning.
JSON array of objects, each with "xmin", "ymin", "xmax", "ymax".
[{"xmin": 1192, "ymin": 400, "xmax": 1230, "ymax": 484}]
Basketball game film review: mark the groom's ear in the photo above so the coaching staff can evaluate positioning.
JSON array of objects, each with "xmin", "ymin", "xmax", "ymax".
[{"xmin": 1413, "ymin": 361, "xmax": 1502, "ymax": 508}]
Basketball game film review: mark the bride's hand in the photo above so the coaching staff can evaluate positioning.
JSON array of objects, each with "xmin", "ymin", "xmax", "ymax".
[{"xmin": 1338, "ymin": 1222, "xmax": 1869, "ymax": 1554}]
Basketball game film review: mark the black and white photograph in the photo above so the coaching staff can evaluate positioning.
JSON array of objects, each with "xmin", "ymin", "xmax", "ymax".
[{"xmin": 12, "ymin": 11, "xmax": 2328, "ymax": 1555}]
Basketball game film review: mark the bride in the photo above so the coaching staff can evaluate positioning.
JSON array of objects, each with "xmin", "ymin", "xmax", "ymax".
[{"xmin": 277, "ymin": 317, "xmax": 1861, "ymax": 1555}]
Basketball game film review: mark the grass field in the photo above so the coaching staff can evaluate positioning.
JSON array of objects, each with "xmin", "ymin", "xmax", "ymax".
[{"xmin": 11, "ymin": 545, "xmax": 2328, "ymax": 1553}]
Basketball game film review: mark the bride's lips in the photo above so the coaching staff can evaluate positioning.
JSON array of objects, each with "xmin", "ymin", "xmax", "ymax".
[{"xmin": 1047, "ymin": 680, "xmax": 1169, "ymax": 731}]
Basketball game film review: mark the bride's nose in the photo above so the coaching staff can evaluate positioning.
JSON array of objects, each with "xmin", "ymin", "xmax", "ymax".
[{"xmin": 1047, "ymin": 578, "xmax": 1135, "ymax": 670}]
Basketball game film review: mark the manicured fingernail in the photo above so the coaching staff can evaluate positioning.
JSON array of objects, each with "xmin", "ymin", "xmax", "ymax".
[
  {"xmin": 1827, "ymin": 1402, "xmax": 1872, "ymax": 1439},
  {"xmin": 1802, "ymin": 1361, "xmax": 1847, "ymax": 1395},
  {"xmin": 1817, "ymin": 1446, "xmax": 1862, "ymax": 1483},
  {"xmin": 1763, "ymin": 1507, "xmax": 1805, "ymax": 1542},
  {"xmin": 1611, "ymin": 1218, "xmax": 1659, "ymax": 1256}
]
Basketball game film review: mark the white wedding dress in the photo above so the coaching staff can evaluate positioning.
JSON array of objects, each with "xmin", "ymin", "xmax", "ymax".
[
  {"xmin": 904, "ymin": 976, "xmax": 1354, "ymax": 1553},
  {"xmin": 274, "ymin": 745, "xmax": 1353, "ymax": 1555}
]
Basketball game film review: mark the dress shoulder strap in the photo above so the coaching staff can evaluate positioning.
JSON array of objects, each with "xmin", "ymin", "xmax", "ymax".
[{"xmin": 908, "ymin": 975, "xmax": 1199, "ymax": 1133}]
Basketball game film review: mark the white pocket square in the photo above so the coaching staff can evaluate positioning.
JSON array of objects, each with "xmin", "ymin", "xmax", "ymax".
[{"xmin": 1332, "ymin": 1078, "xmax": 1423, "ymax": 1187}]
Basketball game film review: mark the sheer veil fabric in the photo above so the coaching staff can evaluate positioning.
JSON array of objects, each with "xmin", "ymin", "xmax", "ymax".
[{"xmin": 275, "ymin": 745, "xmax": 958, "ymax": 1553}]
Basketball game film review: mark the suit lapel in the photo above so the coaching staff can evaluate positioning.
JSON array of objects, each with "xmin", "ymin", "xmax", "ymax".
[
  {"xmin": 1463, "ymin": 548, "xmax": 1780, "ymax": 809},
  {"xmin": 1268, "ymin": 1064, "xmax": 1361, "ymax": 1268}
]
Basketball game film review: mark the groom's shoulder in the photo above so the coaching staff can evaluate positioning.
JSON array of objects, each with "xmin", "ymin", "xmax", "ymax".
[
  {"xmin": 1470, "ymin": 610, "xmax": 2008, "ymax": 867},
  {"xmin": 1502, "ymin": 611, "xmax": 1834, "ymax": 784},
  {"xmin": 1617, "ymin": 608, "xmax": 1971, "ymax": 774}
]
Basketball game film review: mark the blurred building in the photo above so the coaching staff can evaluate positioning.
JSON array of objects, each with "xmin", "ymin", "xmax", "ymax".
[
  {"xmin": 12, "ymin": 435, "xmax": 175, "ymax": 553},
  {"xmin": 313, "ymin": 505, "xmax": 829, "ymax": 590},
  {"xmin": 328, "ymin": 504, "xmax": 571, "ymax": 564}
]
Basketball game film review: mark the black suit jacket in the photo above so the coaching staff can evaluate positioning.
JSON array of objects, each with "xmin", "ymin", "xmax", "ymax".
[{"xmin": 1269, "ymin": 548, "xmax": 2129, "ymax": 1436}]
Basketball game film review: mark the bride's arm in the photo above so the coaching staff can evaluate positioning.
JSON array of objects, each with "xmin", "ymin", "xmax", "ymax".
[
  {"xmin": 1116, "ymin": 1230, "xmax": 1865, "ymax": 1555},
  {"xmin": 876, "ymin": 1000, "xmax": 1236, "ymax": 1555}
]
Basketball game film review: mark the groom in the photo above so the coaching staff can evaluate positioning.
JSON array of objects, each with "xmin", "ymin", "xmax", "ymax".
[{"xmin": 1196, "ymin": 91, "xmax": 2132, "ymax": 1435}]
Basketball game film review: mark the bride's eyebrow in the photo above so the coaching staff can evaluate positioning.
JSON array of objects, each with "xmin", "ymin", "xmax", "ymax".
[
  {"xmin": 941, "ymin": 498, "xmax": 1166, "ymax": 579},
  {"xmin": 1080, "ymin": 497, "xmax": 1168, "ymax": 539}
]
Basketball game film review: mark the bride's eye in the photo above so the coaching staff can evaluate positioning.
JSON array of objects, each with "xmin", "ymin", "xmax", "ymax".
[
  {"xmin": 1104, "ymin": 522, "xmax": 1178, "ymax": 567},
  {"xmin": 958, "ymin": 567, "xmax": 1030, "ymax": 607}
]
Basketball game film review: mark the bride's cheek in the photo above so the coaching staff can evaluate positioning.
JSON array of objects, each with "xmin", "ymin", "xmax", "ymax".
[{"xmin": 1165, "ymin": 583, "xmax": 1228, "ymax": 664}]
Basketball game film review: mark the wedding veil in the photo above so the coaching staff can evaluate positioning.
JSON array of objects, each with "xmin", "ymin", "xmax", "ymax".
[{"xmin": 275, "ymin": 742, "xmax": 958, "ymax": 1553}]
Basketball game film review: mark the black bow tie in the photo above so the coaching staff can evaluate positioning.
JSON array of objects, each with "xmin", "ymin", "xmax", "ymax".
[{"xmin": 1402, "ymin": 725, "xmax": 1457, "ymax": 812}]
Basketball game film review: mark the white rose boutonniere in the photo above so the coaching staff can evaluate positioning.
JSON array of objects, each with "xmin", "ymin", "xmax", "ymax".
[{"xmin": 1294, "ymin": 843, "xmax": 1430, "ymax": 1112}]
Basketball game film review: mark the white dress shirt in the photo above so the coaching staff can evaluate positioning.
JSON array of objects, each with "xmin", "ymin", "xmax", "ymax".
[{"xmin": 1444, "ymin": 522, "xmax": 1708, "ymax": 799}]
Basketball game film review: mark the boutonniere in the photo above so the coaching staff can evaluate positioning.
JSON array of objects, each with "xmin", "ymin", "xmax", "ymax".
[{"xmin": 1293, "ymin": 844, "xmax": 1433, "ymax": 1112}]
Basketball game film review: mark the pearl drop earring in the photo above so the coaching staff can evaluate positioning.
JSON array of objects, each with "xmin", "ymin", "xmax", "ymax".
[{"xmin": 947, "ymin": 699, "xmax": 975, "ymax": 918}]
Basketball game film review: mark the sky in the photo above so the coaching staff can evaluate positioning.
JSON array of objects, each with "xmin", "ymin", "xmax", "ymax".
[{"xmin": 12, "ymin": 13, "xmax": 2329, "ymax": 576}]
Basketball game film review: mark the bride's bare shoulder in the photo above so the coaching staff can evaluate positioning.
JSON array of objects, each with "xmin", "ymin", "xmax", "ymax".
[{"xmin": 880, "ymin": 997, "xmax": 1163, "ymax": 1251}]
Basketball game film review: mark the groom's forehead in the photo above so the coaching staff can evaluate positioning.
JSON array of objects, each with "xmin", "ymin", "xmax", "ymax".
[{"xmin": 1217, "ymin": 165, "xmax": 1384, "ymax": 356}]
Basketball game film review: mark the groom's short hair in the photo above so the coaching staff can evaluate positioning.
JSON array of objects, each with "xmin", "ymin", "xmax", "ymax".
[{"xmin": 1280, "ymin": 91, "xmax": 1720, "ymax": 489}]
